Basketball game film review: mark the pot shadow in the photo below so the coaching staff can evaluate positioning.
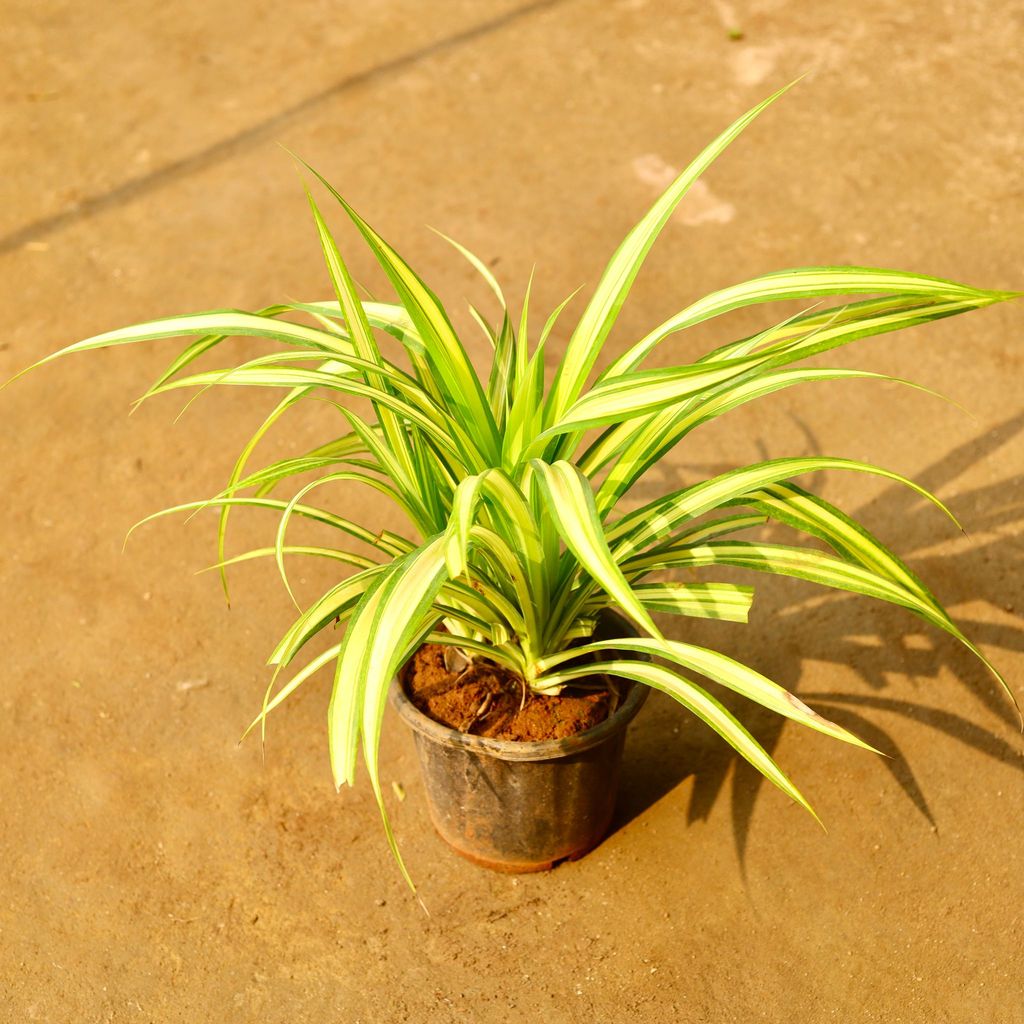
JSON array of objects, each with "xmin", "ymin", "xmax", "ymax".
[{"xmin": 609, "ymin": 410, "xmax": 1024, "ymax": 871}]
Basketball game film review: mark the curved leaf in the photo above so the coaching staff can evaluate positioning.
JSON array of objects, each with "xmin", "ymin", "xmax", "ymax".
[
  {"xmin": 547, "ymin": 81, "xmax": 796, "ymax": 419},
  {"xmin": 605, "ymin": 269, "xmax": 1014, "ymax": 378},
  {"xmin": 609, "ymin": 456, "xmax": 960, "ymax": 556},
  {"xmin": 530, "ymin": 460, "xmax": 661, "ymax": 640},
  {"xmin": 539, "ymin": 637, "xmax": 876, "ymax": 753},
  {"xmin": 622, "ymin": 539, "xmax": 1017, "ymax": 716},
  {"xmin": 614, "ymin": 581, "xmax": 755, "ymax": 622},
  {"xmin": 539, "ymin": 657, "xmax": 820, "ymax": 821}
]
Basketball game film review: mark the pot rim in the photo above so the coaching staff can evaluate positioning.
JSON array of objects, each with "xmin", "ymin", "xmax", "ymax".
[{"xmin": 389, "ymin": 610, "xmax": 649, "ymax": 763}]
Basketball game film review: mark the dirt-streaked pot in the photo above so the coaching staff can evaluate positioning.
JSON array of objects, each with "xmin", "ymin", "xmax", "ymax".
[{"xmin": 390, "ymin": 611, "xmax": 648, "ymax": 872}]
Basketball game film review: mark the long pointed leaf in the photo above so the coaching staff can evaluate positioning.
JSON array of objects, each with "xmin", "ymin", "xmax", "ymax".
[
  {"xmin": 530, "ymin": 460, "xmax": 661, "ymax": 640},
  {"xmin": 621, "ymin": 539, "xmax": 1016, "ymax": 715},
  {"xmin": 302, "ymin": 163, "xmax": 501, "ymax": 462},
  {"xmin": 539, "ymin": 637, "xmax": 877, "ymax": 753},
  {"xmin": 609, "ymin": 456, "xmax": 960, "ymax": 556},
  {"xmin": 547, "ymin": 81, "xmax": 796, "ymax": 419},
  {"xmin": 604, "ymin": 268, "xmax": 1015, "ymax": 378},
  {"xmin": 539, "ymin": 658, "xmax": 819, "ymax": 820}
]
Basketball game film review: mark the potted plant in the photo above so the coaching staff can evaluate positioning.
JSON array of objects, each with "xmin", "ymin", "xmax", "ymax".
[{"xmin": 8, "ymin": 83, "xmax": 1019, "ymax": 887}]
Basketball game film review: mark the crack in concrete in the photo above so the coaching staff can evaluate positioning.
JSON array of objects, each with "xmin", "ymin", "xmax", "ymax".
[{"xmin": 0, "ymin": 0, "xmax": 564, "ymax": 257}]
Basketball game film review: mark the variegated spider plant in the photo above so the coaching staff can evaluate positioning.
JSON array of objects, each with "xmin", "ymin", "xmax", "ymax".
[{"xmin": 9, "ymin": 83, "xmax": 1019, "ymax": 884}]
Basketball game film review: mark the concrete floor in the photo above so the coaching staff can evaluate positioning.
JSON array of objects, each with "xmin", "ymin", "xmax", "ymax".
[{"xmin": 2, "ymin": 1, "xmax": 1023, "ymax": 1020}]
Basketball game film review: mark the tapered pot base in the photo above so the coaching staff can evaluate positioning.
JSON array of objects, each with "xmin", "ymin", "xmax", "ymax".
[{"xmin": 438, "ymin": 828, "xmax": 604, "ymax": 874}]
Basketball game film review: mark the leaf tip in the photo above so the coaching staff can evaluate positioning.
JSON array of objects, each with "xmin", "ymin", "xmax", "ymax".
[{"xmin": 0, "ymin": 358, "xmax": 46, "ymax": 392}]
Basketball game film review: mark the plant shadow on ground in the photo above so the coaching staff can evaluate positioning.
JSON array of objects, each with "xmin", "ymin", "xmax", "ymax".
[{"xmin": 610, "ymin": 411, "xmax": 1024, "ymax": 869}]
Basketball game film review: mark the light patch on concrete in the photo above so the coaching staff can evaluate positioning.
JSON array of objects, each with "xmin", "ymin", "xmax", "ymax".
[
  {"xmin": 632, "ymin": 152, "xmax": 678, "ymax": 192},
  {"xmin": 730, "ymin": 44, "xmax": 781, "ymax": 86},
  {"xmin": 903, "ymin": 634, "xmax": 934, "ymax": 651},
  {"xmin": 730, "ymin": 32, "xmax": 860, "ymax": 88},
  {"xmin": 712, "ymin": 0, "xmax": 737, "ymax": 29},
  {"xmin": 675, "ymin": 179, "xmax": 736, "ymax": 225},
  {"xmin": 632, "ymin": 153, "xmax": 735, "ymax": 226}
]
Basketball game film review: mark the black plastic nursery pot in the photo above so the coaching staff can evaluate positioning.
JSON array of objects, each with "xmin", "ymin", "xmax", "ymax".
[{"xmin": 390, "ymin": 611, "xmax": 648, "ymax": 873}]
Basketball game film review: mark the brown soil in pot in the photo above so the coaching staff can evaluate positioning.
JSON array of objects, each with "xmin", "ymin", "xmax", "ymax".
[{"xmin": 402, "ymin": 642, "xmax": 611, "ymax": 741}]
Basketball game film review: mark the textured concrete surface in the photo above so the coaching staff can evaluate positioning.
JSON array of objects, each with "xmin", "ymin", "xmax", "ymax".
[{"xmin": 2, "ymin": 1, "xmax": 1023, "ymax": 1020}]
